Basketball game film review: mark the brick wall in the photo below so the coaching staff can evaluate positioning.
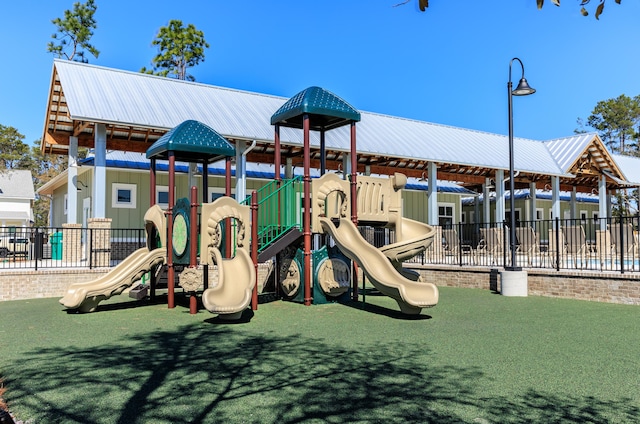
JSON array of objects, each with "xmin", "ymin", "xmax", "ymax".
[
  {"xmin": 0, "ymin": 261, "xmax": 274, "ymax": 303},
  {"xmin": 2, "ymin": 263, "xmax": 639, "ymax": 305},
  {"xmin": 408, "ymin": 265, "xmax": 640, "ymax": 305},
  {"xmin": 0, "ymin": 269, "xmax": 108, "ymax": 301},
  {"xmin": 88, "ymin": 218, "xmax": 112, "ymax": 267}
]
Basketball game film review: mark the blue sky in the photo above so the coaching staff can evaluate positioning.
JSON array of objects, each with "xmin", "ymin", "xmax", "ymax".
[{"xmin": 2, "ymin": 1, "xmax": 640, "ymax": 147}]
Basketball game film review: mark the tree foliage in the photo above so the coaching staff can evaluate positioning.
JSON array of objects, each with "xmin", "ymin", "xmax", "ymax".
[
  {"xmin": 398, "ymin": 0, "xmax": 622, "ymax": 19},
  {"xmin": 0, "ymin": 124, "xmax": 73, "ymax": 226},
  {"xmin": 47, "ymin": 0, "xmax": 99, "ymax": 62},
  {"xmin": 0, "ymin": 125, "xmax": 30, "ymax": 170},
  {"xmin": 140, "ymin": 20, "xmax": 210, "ymax": 81},
  {"xmin": 579, "ymin": 94, "xmax": 640, "ymax": 155},
  {"xmin": 30, "ymin": 146, "xmax": 69, "ymax": 226}
]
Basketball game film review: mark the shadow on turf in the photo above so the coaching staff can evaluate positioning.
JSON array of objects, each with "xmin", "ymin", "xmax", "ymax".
[
  {"xmin": 342, "ymin": 299, "xmax": 433, "ymax": 320},
  {"xmin": 5, "ymin": 320, "xmax": 639, "ymax": 424}
]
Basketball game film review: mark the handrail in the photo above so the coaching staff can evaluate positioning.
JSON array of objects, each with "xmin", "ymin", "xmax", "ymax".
[{"xmin": 241, "ymin": 177, "xmax": 304, "ymax": 252}]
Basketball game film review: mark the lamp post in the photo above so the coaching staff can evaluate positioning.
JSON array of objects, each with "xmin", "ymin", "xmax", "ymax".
[{"xmin": 507, "ymin": 58, "xmax": 535, "ymax": 271}]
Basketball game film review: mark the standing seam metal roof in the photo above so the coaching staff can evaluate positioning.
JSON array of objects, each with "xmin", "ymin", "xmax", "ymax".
[{"xmin": 50, "ymin": 59, "xmax": 601, "ymax": 179}]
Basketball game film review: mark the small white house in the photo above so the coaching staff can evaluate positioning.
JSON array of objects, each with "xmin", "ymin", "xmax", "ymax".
[{"xmin": 0, "ymin": 170, "xmax": 35, "ymax": 228}]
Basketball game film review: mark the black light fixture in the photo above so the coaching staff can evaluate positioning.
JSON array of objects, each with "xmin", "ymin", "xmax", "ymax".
[{"xmin": 507, "ymin": 58, "xmax": 535, "ymax": 271}]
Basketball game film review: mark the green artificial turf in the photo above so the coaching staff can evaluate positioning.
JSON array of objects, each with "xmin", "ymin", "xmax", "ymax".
[{"xmin": 1, "ymin": 288, "xmax": 639, "ymax": 423}]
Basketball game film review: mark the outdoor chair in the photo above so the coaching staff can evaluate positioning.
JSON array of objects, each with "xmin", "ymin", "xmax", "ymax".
[
  {"xmin": 564, "ymin": 225, "xmax": 589, "ymax": 268},
  {"xmin": 515, "ymin": 226, "xmax": 540, "ymax": 266},
  {"xmin": 547, "ymin": 228, "xmax": 567, "ymax": 267},
  {"xmin": 609, "ymin": 223, "xmax": 638, "ymax": 267},
  {"xmin": 595, "ymin": 229, "xmax": 613, "ymax": 268},
  {"xmin": 476, "ymin": 227, "xmax": 505, "ymax": 266},
  {"xmin": 442, "ymin": 228, "xmax": 473, "ymax": 263}
]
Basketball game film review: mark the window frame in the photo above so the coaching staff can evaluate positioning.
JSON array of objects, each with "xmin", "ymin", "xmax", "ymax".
[{"xmin": 112, "ymin": 183, "xmax": 137, "ymax": 209}]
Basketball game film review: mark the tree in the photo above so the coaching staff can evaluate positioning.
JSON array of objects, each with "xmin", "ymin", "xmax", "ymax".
[
  {"xmin": 396, "ymin": 0, "xmax": 622, "ymax": 20},
  {"xmin": 47, "ymin": 0, "xmax": 99, "ymax": 62},
  {"xmin": 29, "ymin": 145, "xmax": 69, "ymax": 227},
  {"xmin": 582, "ymin": 94, "xmax": 640, "ymax": 154},
  {"xmin": 0, "ymin": 125, "xmax": 30, "ymax": 170},
  {"xmin": 140, "ymin": 20, "xmax": 210, "ymax": 81}
]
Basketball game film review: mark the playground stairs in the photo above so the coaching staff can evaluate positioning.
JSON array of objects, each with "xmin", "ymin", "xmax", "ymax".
[
  {"xmin": 258, "ymin": 227, "xmax": 302, "ymax": 262},
  {"xmin": 242, "ymin": 176, "xmax": 304, "ymax": 263}
]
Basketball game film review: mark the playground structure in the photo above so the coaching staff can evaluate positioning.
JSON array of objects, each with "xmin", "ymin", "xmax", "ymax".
[{"xmin": 59, "ymin": 87, "xmax": 440, "ymax": 316}]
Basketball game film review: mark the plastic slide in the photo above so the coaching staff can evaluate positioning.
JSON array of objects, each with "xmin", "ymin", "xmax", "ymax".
[
  {"xmin": 319, "ymin": 217, "xmax": 439, "ymax": 314},
  {"xmin": 59, "ymin": 247, "xmax": 165, "ymax": 313},
  {"xmin": 379, "ymin": 217, "xmax": 436, "ymax": 263},
  {"xmin": 202, "ymin": 247, "xmax": 256, "ymax": 320}
]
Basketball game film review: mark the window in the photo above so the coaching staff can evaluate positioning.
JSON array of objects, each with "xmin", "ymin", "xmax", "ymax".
[
  {"xmin": 112, "ymin": 183, "xmax": 137, "ymax": 209},
  {"xmin": 64, "ymin": 194, "xmax": 68, "ymax": 215},
  {"xmin": 536, "ymin": 208, "xmax": 543, "ymax": 220},
  {"xmin": 156, "ymin": 186, "xmax": 169, "ymax": 209},
  {"xmin": 505, "ymin": 209, "xmax": 521, "ymax": 224},
  {"xmin": 580, "ymin": 210, "xmax": 588, "ymax": 221},
  {"xmin": 438, "ymin": 203, "xmax": 454, "ymax": 228},
  {"xmin": 208, "ymin": 187, "xmax": 235, "ymax": 203}
]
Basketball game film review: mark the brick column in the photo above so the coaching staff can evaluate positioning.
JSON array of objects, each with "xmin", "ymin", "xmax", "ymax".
[
  {"xmin": 88, "ymin": 218, "xmax": 112, "ymax": 267},
  {"xmin": 62, "ymin": 223, "xmax": 82, "ymax": 264}
]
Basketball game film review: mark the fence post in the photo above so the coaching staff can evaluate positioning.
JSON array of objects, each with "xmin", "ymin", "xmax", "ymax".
[
  {"xmin": 503, "ymin": 220, "xmax": 508, "ymax": 267},
  {"xmin": 89, "ymin": 228, "xmax": 93, "ymax": 269},
  {"xmin": 34, "ymin": 229, "xmax": 41, "ymax": 271},
  {"xmin": 555, "ymin": 217, "xmax": 560, "ymax": 271},
  {"xmin": 620, "ymin": 217, "xmax": 625, "ymax": 274},
  {"xmin": 88, "ymin": 218, "xmax": 112, "ymax": 268},
  {"xmin": 458, "ymin": 223, "xmax": 463, "ymax": 266}
]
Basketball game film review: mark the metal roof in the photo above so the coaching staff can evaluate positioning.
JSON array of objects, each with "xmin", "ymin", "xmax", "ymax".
[
  {"xmin": 611, "ymin": 154, "xmax": 640, "ymax": 185},
  {"xmin": 270, "ymin": 86, "xmax": 361, "ymax": 130},
  {"xmin": 146, "ymin": 120, "xmax": 235, "ymax": 161},
  {"xmin": 0, "ymin": 170, "xmax": 35, "ymax": 199},
  {"xmin": 41, "ymin": 59, "xmax": 635, "ymax": 191}
]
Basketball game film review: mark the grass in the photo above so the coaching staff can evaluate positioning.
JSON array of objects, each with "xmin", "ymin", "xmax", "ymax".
[{"xmin": 0, "ymin": 287, "xmax": 639, "ymax": 423}]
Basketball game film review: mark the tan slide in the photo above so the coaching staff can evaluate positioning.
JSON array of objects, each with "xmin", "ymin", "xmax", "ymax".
[
  {"xmin": 320, "ymin": 217, "xmax": 438, "ymax": 314},
  {"xmin": 201, "ymin": 247, "xmax": 256, "ymax": 320},
  {"xmin": 59, "ymin": 247, "xmax": 165, "ymax": 313},
  {"xmin": 380, "ymin": 217, "xmax": 436, "ymax": 263},
  {"xmin": 199, "ymin": 196, "xmax": 255, "ymax": 319}
]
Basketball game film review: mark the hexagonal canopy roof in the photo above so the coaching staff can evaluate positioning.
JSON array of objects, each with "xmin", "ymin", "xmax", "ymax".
[
  {"xmin": 146, "ymin": 120, "xmax": 235, "ymax": 162},
  {"xmin": 270, "ymin": 86, "xmax": 360, "ymax": 131}
]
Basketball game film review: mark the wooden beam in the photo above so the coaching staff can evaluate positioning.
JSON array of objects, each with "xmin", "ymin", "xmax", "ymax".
[{"xmin": 73, "ymin": 121, "xmax": 91, "ymax": 137}]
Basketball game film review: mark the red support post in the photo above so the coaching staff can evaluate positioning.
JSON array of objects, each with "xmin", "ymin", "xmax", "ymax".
[
  {"xmin": 350, "ymin": 122, "xmax": 359, "ymax": 302},
  {"xmin": 275, "ymin": 125, "xmax": 282, "ymax": 229},
  {"xmin": 189, "ymin": 185, "xmax": 198, "ymax": 314},
  {"xmin": 150, "ymin": 158, "xmax": 156, "ymax": 207},
  {"xmin": 225, "ymin": 157, "xmax": 232, "ymax": 258},
  {"xmin": 149, "ymin": 157, "xmax": 157, "ymax": 300},
  {"xmin": 251, "ymin": 191, "xmax": 259, "ymax": 311},
  {"xmin": 167, "ymin": 153, "xmax": 176, "ymax": 309},
  {"xmin": 303, "ymin": 114, "xmax": 312, "ymax": 306},
  {"xmin": 275, "ymin": 125, "xmax": 281, "ymax": 183}
]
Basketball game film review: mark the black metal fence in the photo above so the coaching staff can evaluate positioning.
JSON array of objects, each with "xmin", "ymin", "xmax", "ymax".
[
  {"xmin": 0, "ymin": 227, "xmax": 146, "ymax": 270},
  {"xmin": 403, "ymin": 216, "xmax": 640, "ymax": 274},
  {"xmin": 4, "ymin": 216, "xmax": 640, "ymax": 274}
]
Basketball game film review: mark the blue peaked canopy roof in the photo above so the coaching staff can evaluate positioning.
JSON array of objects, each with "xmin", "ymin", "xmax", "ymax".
[
  {"xmin": 270, "ymin": 86, "xmax": 360, "ymax": 131},
  {"xmin": 146, "ymin": 120, "xmax": 235, "ymax": 162}
]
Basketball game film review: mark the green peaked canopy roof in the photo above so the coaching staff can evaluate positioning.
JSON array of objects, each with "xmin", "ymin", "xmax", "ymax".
[
  {"xmin": 270, "ymin": 86, "xmax": 361, "ymax": 131},
  {"xmin": 146, "ymin": 120, "xmax": 235, "ymax": 161}
]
